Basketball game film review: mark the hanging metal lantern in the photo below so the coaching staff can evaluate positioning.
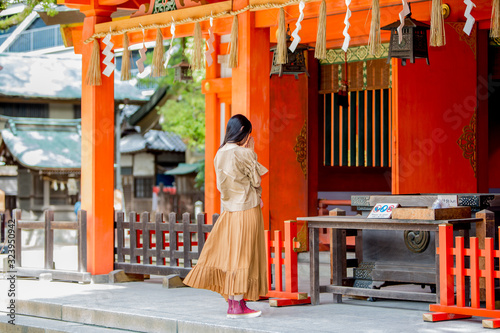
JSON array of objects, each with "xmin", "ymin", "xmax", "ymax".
[
  {"xmin": 173, "ymin": 59, "xmax": 193, "ymax": 82},
  {"xmin": 270, "ymin": 26, "xmax": 311, "ymax": 79},
  {"xmin": 381, "ymin": 9, "xmax": 430, "ymax": 66}
]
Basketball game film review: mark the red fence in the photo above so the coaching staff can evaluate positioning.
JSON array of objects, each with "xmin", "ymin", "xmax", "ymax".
[
  {"xmin": 115, "ymin": 212, "xmax": 309, "ymax": 306},
  {"xmin": 265, "ymin": 220, "xmax": 311, "ymax": 306},
  {"xmin": 114, "ymin": 211, "xmax": 215, "ymax": 277},
  {"xmin": 424, "ymin": 223, "xmax": 500, "ymax": 328}
]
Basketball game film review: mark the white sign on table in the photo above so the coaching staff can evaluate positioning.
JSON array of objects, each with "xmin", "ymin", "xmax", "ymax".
[
  {"xmin": 367, "ymin": 203, "xmax": 400, "ymax": 219},
  {"xmin": 437, "ymin": 195, "xmax": 458, "ymax": 207}
]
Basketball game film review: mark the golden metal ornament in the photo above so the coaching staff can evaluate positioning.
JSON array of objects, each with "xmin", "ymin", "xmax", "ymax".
[{"xmin": 441, "ymin": 4, "xmax": 451, "ymax": 19}]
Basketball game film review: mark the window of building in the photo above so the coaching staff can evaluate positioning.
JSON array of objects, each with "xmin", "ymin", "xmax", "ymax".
[
  {"xmin": 73, "ymin": 104, "xmax": 81, "ymax": 119},
  {"xmin": 121, "ymin": 167, "xmax": 133, "ymax": 176},
  {"xmin": 33, "ymin": 174, "xmax": 73, "ymax": 206},
  {"xmin": 0, "ymin": 103, "xmax": 49, "ymax": 118},
  {"xmin": 2, "ymin": 18, "xmax": 64, "ymax": 53},
  {"xmin": 134, "ymin": 177, "xmax": 153, "ymax": 198}
]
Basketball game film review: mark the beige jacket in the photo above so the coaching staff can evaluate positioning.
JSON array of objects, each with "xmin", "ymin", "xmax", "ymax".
[{"xmin": 214, "ymin": 143, "xmax": 268, "ymax": 212}]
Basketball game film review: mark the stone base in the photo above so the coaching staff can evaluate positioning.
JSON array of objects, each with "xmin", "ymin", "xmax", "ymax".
[
  {"xmin": 162, "ymin": 274, "xmax": 186, "ymax": 288},
  {"xmin": 108, "ymin": 269, "xmax": 147, "ymax": 283}
]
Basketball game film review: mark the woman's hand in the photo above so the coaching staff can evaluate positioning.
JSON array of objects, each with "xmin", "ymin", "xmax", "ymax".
[
  {"xmin": 260, "ymin": 198, "xmax": 264, "ymax": 208},
  {"xmin": 245, "ymin": 136, "xmax": 255, "ymax": 150}
]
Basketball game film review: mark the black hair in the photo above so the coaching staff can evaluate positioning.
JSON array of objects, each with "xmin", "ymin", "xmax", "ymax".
[{"xmin": 219, "ymin": 114, "xmax": 252, "ymax": 149}]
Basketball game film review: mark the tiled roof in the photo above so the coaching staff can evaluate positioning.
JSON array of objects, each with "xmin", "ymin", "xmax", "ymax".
[
  {"xmin": 164, "ymin": 163, "xmax": 200, "ymax": 175},
  {"xmin": 1, "ymin": 117, "xmax": 81, "ymax": 170},
  {"xmin": 0, "ymin": 53, "xmax": 150, "ymax": 102},
  {"xmin": 120, "ymin": 130, "xmax": 186, "ymax": 154},
  {"xmin": 0, "ymin": 117, "xmax": 184, "ymax": 170}
]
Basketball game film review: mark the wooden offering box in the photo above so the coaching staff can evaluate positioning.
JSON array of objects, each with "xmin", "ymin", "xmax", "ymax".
[{"xmin": 352, "ymin": 206, "xmax": 474, "ymax": 292}]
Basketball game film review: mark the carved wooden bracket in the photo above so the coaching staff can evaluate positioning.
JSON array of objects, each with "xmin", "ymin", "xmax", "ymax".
[
  {"xmin": 457, "ymin": 109, "xmax": 477, "ymax": 178},
  {"xmin": 294, "ymin": 121, "xmax": 307, "ymax": 178}
]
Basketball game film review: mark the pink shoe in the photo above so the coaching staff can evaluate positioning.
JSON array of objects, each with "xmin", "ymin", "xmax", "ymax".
[
  {"xmin": 227, "ymin": 299, "xmax": 262, "ymax": 319},
  {"xmin": 227, "ymin": 299, "xmax": 234, "ymax": 315}
]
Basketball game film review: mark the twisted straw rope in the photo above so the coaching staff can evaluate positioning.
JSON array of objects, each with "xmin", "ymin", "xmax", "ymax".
[{"xmin": 84, "ymin": 0, "xmax": 310, "ymax": 44}]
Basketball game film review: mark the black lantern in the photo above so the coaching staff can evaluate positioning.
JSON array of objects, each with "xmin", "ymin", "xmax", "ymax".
[
  {"xmin": 270, "ymin": 26, "xmax": 311, "ymax": 79},
  {"xmin": 381, "ymin": 8, "xmax": 430, "ymax": 66},
  {"xmin": 173, "ymin": 59, "xmax": 193, "ymax": 82}
]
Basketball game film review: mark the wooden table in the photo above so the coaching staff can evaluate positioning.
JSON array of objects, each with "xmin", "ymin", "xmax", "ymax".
[{"xmin": 298, "ymin": 216, "xmax": 482, "ymax": 305}]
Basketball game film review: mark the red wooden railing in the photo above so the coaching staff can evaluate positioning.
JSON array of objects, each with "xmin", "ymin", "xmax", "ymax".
[
  {"xmin": 424, "ymin": 224, "xmax": 500, "ymax": 328},
  {"xmin": 264, "ymin": 220, "xmax": 311, "ymax": 307},
  {"xmin": 126, "ymin": 213, "xmax": 309, "ymax": 306}
]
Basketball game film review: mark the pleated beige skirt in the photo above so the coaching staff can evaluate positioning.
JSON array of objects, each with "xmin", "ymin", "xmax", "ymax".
[{"xmin": 183, "ymin": 206, "xmax": 268, "ymax": 301}]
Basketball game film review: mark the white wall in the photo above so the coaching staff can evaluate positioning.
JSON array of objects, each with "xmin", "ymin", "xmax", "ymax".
[
  {"xmin": 49, "ymin": 103, "xmax": 73, "ymax": 119},
  {"xmin": 121, "ymin": 155, "xmax": 133, "ymax": 167},
  {"xmin": 133, "ymin": 152, "xmax": 155, "ymax": 176}
]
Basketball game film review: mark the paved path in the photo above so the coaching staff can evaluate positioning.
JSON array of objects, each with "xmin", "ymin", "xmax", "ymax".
[{"xmin": 0, "ymin": 276, "xmax": 487, "ymax": 333}]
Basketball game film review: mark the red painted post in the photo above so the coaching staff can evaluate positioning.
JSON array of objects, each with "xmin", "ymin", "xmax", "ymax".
[
  {"xmin": 274, "ymin": 230, "xmax": 283, "ymax": 292},
  {"xmin": 470, "ymin": 237, "xmax": 480, "ymax": 309},
  {"xmin": 265, "ymin": 230, "xmax": 272, "ymax": 292},
  {"xmin": 455, "ymin": 236, "xmax": 465, "ymax": 307},
  {"xmin": 284, "ymin": 221, "xmax": 298, "ymax": 293},
  {"xmin": 485, "ymin": 237, "xmax": 495, "ymax": 310},
  {"xmin": 439, "ymin": 224, "xmax": 454, "ymax": 306}
]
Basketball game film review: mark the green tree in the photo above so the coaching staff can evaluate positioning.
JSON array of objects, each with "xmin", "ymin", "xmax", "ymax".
[
  {"xmin": 140, "ymin": 37, "xmax": 206, "ymax": 189},
  {"xmin": 140, "ymin": 37, "xmax": 205, "ymax": 150},
  {"xmin": 158, "ymin": 80, "xmax": 205, "ymax": 150},
  {"xmin": 0, "ymin": 0, "xmax": 57, "ymax": 30}
]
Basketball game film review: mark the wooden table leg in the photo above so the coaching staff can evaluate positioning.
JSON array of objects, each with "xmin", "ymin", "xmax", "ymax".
[
  {"xmin": 476, "ymin": 210, "xmax": 495, "ymax": 303},
  {"xmin": 332, "ymin": 228, "xmax": 343, "ymax": 303},
  {"xmin": 310, "ymin": 227, "xmax": 320, "ymax": 305}
]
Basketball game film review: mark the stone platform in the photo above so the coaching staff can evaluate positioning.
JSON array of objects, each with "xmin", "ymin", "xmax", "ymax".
[{"xmin": 0, "ymin": 268, "xmax": 488, "ymax": 333}]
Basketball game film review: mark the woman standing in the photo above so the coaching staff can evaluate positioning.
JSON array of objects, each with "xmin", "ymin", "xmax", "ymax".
[{"xmin": 183, "ymin": 114, "xmax": 268, "ymax": 319}]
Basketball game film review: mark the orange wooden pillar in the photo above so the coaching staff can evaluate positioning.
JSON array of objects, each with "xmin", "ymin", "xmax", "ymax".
[
  {"xmin": 231, "ymin": 9, "xmax": 270, "ymax": 229},
  {"xmin": 79, "ymin": 12, "xmax": 115, "ymax": 275},
  {"xmin": 203, "ymin": 34, "xmax": 221, "ymax": 220}
]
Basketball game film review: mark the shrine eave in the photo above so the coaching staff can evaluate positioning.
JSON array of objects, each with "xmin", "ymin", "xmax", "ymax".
[{"xmin": 61, "ymin": 0, "xmax": 494, "ymax": 51}]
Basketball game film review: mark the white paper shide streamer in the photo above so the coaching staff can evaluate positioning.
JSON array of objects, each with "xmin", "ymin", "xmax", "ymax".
[
  {"xmin": 463, "ymin": 0, "xmax": 476, "ymax": 35},
  {"xmin": 136, "ymin": 46, "xmax": 147, "ymax": 73},
  {"xmin": 289, "ymin": 1, "xmax": 306, "ymax": 52},
  {"xmin": 342, "ymin": 0, "xmax": 352, "ymax": 52},
  {"xmin": 397, "ymin": 0, "xmax": 411, "ymax": 44},
  {"xmin": 102, "ymin": 34, "xmax": 115, "ymax": 77},
  {"xmin": 136, "ymin": 28, "xmax": 147, "ymax": 74},
  {"xmin": 164, "ymin": 21, "xmax": 176, "ymax": 68},
  {"xmin": 205, "ymin": 17, "xmax": 215, "ymax": 67}
]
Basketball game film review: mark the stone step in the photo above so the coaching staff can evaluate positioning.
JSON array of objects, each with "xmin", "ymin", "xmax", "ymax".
[
  {"xmin": 0, "ymin": 313, "xmax": 141, "ymax": 333},
  {"xmin": 4, "ymin": 299, "xmax": 270, "ymax": 333}
]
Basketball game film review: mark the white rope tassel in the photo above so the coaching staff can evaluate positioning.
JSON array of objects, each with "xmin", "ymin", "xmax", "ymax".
[
  {"xmin": 397, "ymin": 0, "xmax": 411, "ymax": 44},
  {"xmin": 290, "ymin": 1, "xmax": 305, "ymax": 52},
  {"xmin": 463, "ymin": 0, "xmax": 476, "ymax": 35},
  {"xmin": 492, "ymin": 0, "xmax": 500, "ymax": 38}
]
